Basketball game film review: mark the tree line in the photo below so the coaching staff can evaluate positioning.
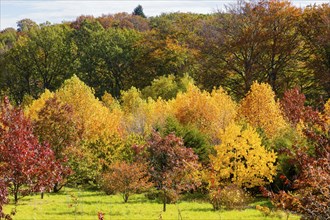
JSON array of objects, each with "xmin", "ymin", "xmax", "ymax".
[{"xmin": 0, "ymin": 1, "xmax": 329, "ymax": 106}]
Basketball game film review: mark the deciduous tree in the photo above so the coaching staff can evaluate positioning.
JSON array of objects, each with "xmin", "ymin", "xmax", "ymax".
[
  {"xmin": 100, "ymin": 161, "xmax": 151, "ymax": 202},
  {"xmin": 56, "ymin": 75, "xmax": 123, "ymax": 141},
  {"xmin": 2, "ymin": 24, "xmax": 76, "ymax": 103},
  {"xmin": 146, "ymin": 132, "xmax": 200, "ymax": 211},
  {"xmin": 0, "ymin": 97, "xmax": 62, "ymax": 203},
  {"xmin": 210, "ymin": 123, "xmax": 277, "ymax": 188},
  {"xmin": 200, "ymin": 0, "xmax": 301, "ymax": 98},
  {"xmin": 0, "ymin": 179, "xmax": 8, "ymax": 219},
  {"xmin": 239, "ymin": 82, "xmax": 287, "ymax": 138},
  {"xmin": 33, "ymin": 97, "xmax": 83, "ymax": 192},
  {"xmin": 300, "ymin": 3, "xmax": 330, "ymax": 100},
  {"xmin": 173, "ymin": 84, "xmax": 237, "ymax": 140}
]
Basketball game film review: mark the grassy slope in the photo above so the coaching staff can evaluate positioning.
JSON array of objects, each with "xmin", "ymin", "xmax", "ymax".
[{"xmin": 3, "ymin": 187, "xmax": 300, "ymax": 220}]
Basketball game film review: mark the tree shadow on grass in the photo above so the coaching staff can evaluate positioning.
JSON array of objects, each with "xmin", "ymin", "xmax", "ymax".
[
  {"xmin": 77, "ymin": 198, "xmax": 147, "ymax": 205},
  {"xmin": 185, "ymin": 207, "xmax": 214, "ymax": 212},
  {"xmin": 50, "ymin": 211, "xmax": 93, "ymax": 216},
  {"xmin": 71, "ymin": 192, "xmax": 105, "ymax": 198}
]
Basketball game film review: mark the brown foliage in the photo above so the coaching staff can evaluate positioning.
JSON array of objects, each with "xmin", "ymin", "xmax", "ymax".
[
  {"xmin": 146, "ymin": 131, "xmax": 201, "ymax": 211},
  {"xmin": 100, "ymin": 161, "xmax": 151, "ymax": 203}
]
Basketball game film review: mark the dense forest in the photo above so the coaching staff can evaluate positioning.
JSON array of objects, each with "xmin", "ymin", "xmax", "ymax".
[
  {"xmin": 0, "ymin": 1, "xmax": 329, "ymax": 219},
  {"xmin": 1, "ymin": 1, "xmax": 329, "ymax": 105}
]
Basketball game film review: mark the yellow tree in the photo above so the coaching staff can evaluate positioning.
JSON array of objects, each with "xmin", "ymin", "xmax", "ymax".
[
  {"xmin": 24, "ymin": 89, "xmax": 54, "ymax": 120},
  {"xmin": 56, "ymin": 75, "xmax": 123, "ymax": 141},
  {"xmin": 172, "ymin": 84, "xmax": 237, "ymax": 139},
  {"xmin": 121, "ymin": 87, "xmax": 173, "ymax": 135},
  {"xmin": 239, "ymin": 81, "xmax": 287, "ymax": 138},
  {"xmin": 210, "ymin": 123, "xmax": 277, "ymax": 188}
]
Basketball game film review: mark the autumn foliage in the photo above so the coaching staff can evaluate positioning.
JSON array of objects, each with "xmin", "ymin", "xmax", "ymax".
[
  {"xmin": 145, "ymin": 132, "xmax": 201, "ymax": 211},
  {"xmin": 100, "ymin": 161, "xmax": 151, "ymax": 203},
  {"xmin": 1, "ymin": 1, "xmax": 330, "ymax": 216},
  {"xmin": 0, "ymin": 97, "xmax": 63, "ymax": 203},
  {"xmin": 0, "ymin": 179, "xmax": 8, "ymax": 219},
  {"xmin": 210, "ymin": 123, "xmax": 277, "ymax": 188},
  {"xmin": 239, "ymin": 82, "xmax": 287, "ymax": 138}
]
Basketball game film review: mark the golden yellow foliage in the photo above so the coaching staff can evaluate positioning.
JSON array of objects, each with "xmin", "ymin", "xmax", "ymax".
[
  {"xmin": 24, "ymin": 89, "xmax": 54, "ymax": 120},
  {"xmin": 172, "ymin": 84, "xmax": 237, "ymax": 138},
  {"xmin": 210, "ymin": 123, "xmax": 277, "ymax": 188},
  {"xmin": 56, "ymin": 75, "xmax": 124, "ymax": 141},
  {"xmin": 239, "ymin": 82, "xmax": 287, "ymax": 138},
  {"xmin": 101, "ymin": 92, "xmax": 121, "ymax": 111},
  {"xmin": 121, "ymin": 87, "xmax": 173, "ymax": 135}
]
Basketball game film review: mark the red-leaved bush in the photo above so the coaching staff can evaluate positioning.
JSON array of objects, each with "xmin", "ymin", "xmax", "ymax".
[
  {"xmin": 261, "ymin": 114, "xmax": 330, "ymax": 219},
  {"xmin": 281, "ymin": 87, "xmax": 324, "ymax": 127},
  {"xmin": 146, "ymin": 131, "xmax": 201, "ymax": 212}
]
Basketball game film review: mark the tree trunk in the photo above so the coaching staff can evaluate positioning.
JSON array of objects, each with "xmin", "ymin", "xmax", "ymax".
[
  {"xmin": 124, "ymin": 193, "xmax": 129, "ymax": 203},
  {"xmin": 53, "ymin": 182, "xmax": 63, "ymax": 193},
  {"xmin": 163, "ymin": 189, "xmax": 167, "ymax": 212},
  {"xmin": 14, "ymin": 191, "xmax": 18, "ymax": 204},
  {"xmin": 41, "ymin": 192, "xmax": 44, "ymax": 199}
]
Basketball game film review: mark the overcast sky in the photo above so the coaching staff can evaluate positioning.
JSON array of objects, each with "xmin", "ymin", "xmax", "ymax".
[{"xmin": 1, "ymin": 0, "xmax": 329, "ymax": 30}]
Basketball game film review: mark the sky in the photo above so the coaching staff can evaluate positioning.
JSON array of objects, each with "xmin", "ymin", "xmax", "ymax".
[{"xmin": 1, "ymin": 0, "xmax": 329, "ymax": 31}]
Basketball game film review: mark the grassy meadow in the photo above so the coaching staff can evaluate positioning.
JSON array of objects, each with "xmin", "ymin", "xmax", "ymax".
[{"xmin": 3, "ymin": 187, "xmax": 300, "ymax": 220}]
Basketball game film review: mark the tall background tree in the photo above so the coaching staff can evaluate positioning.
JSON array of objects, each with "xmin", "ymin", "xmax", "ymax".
[
  {"xmin": 1, "ymin": 24, "xmax": 76, "ymax": 103},
  {"xmin": 133, "ymin": 5, "xmax": 146, "ymax": 18}
]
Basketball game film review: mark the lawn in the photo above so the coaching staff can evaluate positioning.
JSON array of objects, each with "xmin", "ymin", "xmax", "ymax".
[{"xmin": 3, "ymin": 187, "xmax": 300, "ymax": 220}]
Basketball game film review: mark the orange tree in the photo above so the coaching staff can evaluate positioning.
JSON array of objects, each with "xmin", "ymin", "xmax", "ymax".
[{"xmin": 100, "ymin": 161, "xmax": 151, "ymax": 203}]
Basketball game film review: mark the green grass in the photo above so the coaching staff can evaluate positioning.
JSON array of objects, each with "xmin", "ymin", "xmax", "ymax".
[{"xmin": 3, "ymin": 187, "xmax": 300, "ymax": 220}]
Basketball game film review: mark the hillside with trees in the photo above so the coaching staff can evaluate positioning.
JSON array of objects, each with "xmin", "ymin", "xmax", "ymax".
[{"xmin": 0, "ymin": 1, "xmax": 329, "ymax": 219}]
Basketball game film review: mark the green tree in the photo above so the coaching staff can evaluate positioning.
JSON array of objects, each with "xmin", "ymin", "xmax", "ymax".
[
  {"xmin": 162, "ymin": 117, "xmax": 212, "ymax": 164},
  {"xmin": 0, "ymin": 28, "xmax": 17, "ymax": 52},
  {"xmin": 2, "ymin": 24, "xmax": 76, "ymax": 102},
  {"xmin": 16, "ymin": 18, "xmax": 37, "ymax": 32},
  {"xmin": 142, "ymin": 74, "xmax": 193, "ymax": 100},
  {"xmin": 73, "ymin": 20, "xmax": 143, "ymax": 98},
  {"xmin": 132, "ymin": 5, "xmax": 146, "ymax": 18},
  {"xmin": 299, "ymin": 3, "xmax": 330, "ymax": 101}
]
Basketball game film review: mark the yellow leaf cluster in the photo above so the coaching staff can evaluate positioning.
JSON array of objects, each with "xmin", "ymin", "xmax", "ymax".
[
  {"xmin": 121, "ymin": 87, "xmax": 173, "ymax": 135},
  {"xmin": 56, "ymin": 75, "xmax": 123, "ymax": 141},
  {"xmin": 172, "ymin": 84, "xmax": 237, "ymax": 138},
  {"xmin": 239, "ymin": 82, "xmax": 287, "ymax": 138},
  {"xmin": 210, "ymin": 123, "xmax": 277, "ymax": 188},
  {"xmin": 24, "ymin": 89, "xmax": 54, "ymax": 120}
]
